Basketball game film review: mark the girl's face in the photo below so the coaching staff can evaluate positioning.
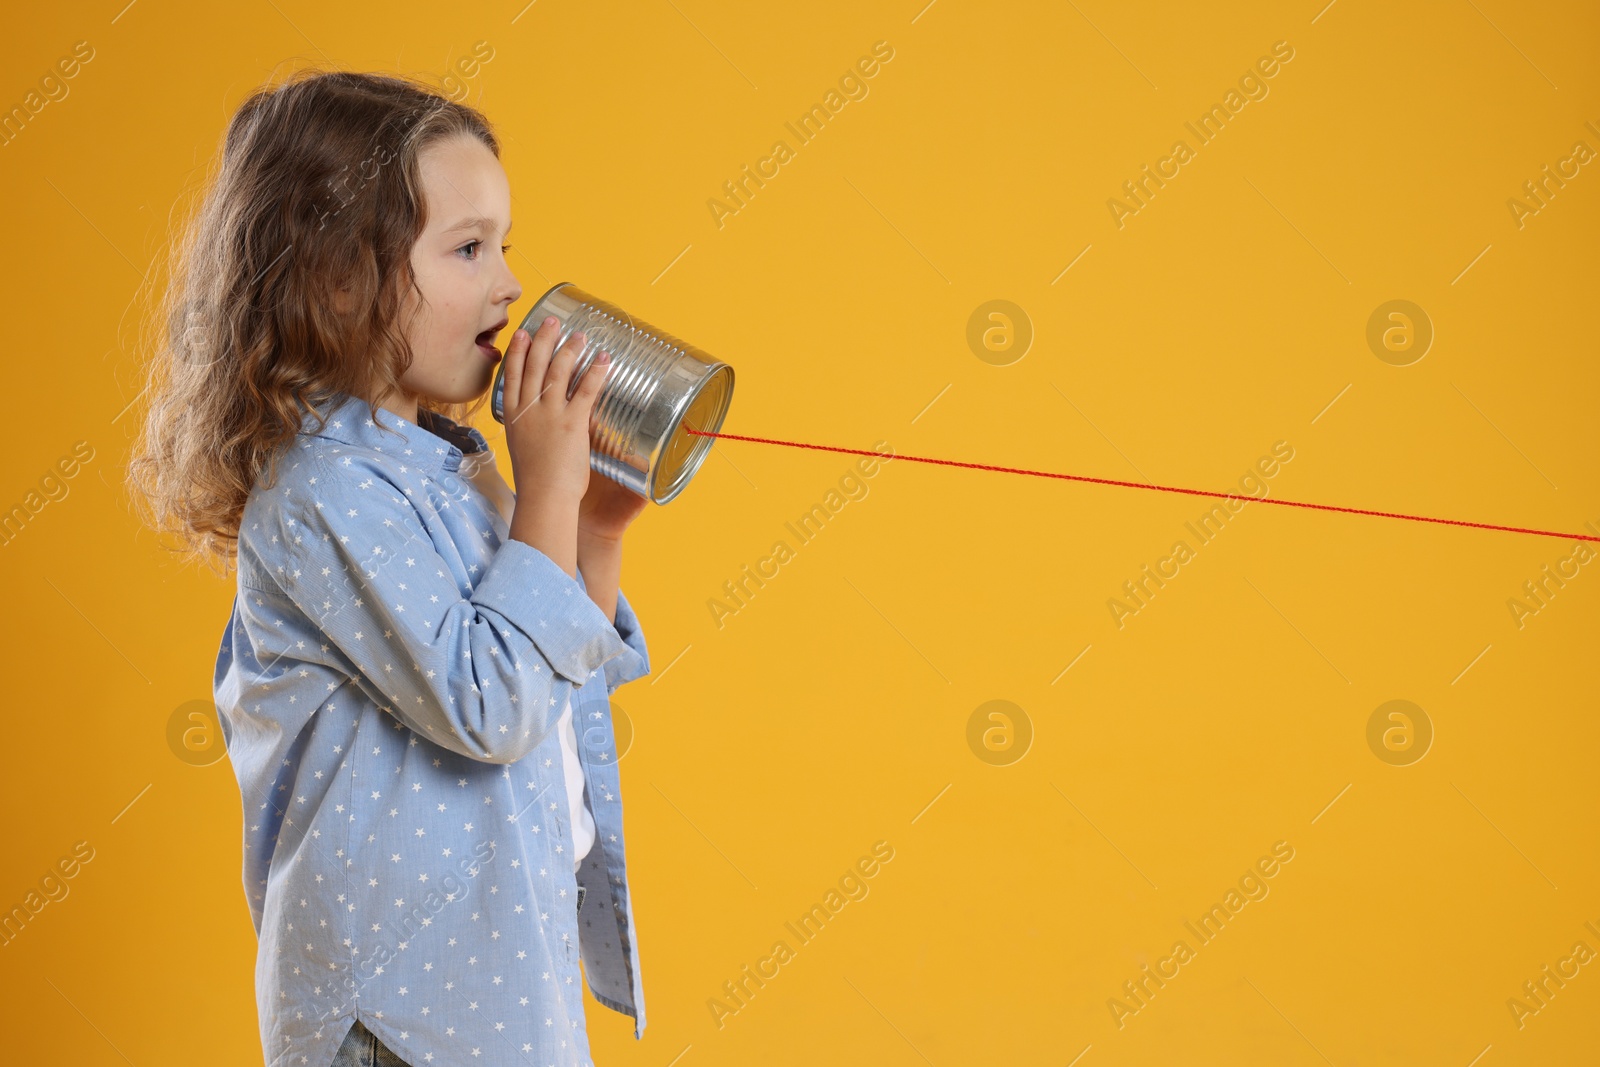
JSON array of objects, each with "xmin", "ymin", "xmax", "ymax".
[{"xmin": 391, "ymin": 134, "xmax": 522, "ymax": 417}]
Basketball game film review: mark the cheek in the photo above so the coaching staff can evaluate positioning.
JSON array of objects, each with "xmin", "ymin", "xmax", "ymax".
[
  {"xmin": 403, "ymin": 263, "xmax": 481, "ymax": 368},
  {"xmin": 421, "ymin": 283, "xmax": 474, "ymax": 339},
  {"xmin": 404, "ymin": 306, "xmax": 442, "ymax": 361}
]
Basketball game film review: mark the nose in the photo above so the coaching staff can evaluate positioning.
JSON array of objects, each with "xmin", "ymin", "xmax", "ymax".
[{"xmin": 494, "ymin": 252, "xmax": 523, "ymax": 309}]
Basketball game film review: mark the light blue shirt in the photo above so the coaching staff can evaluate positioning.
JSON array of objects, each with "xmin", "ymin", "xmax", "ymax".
[{"xmin": 212, "ymin": 391, "xmax": 651, "ymax": 1067}]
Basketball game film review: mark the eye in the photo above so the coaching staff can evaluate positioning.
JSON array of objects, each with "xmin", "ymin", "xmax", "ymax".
[
  {"xmin": 500, "ymin": 244, "xmax": 512, "ymax": 254},
  {"xmin": 456, "ymin": 240, "xmax": 481, "ymax": 259}
]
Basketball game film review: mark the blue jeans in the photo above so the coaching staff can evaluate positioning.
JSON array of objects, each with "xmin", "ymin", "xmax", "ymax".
[{"xmin": 330, "ymin": 1020, "xmax": 413, "ymax": 1067}]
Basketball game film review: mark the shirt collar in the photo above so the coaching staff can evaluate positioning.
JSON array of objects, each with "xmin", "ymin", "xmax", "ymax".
[{"xmin": 298, "ymin": 391, "xmax": 490, "ymax": 474}]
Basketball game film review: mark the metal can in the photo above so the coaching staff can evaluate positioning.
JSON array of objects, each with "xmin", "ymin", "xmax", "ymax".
[{"xmin": 490, "ymin": 282, "xmax": 735, "ymax": 505}]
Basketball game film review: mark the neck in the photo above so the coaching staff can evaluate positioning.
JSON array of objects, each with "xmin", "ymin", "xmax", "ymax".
[{"xmin": 368, "ymin": 386, "xmax": 419, "ymax": 425}]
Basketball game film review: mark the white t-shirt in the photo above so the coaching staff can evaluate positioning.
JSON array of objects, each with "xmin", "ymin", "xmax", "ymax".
[{"xmin": 458, "ymin": 446, "xmax": 595, "ymax": 873}]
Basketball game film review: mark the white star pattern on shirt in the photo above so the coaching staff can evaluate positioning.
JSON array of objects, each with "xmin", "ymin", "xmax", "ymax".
[{"xmin": 213, "ymin": 393, "xmax": 653, "ymax": 1066}]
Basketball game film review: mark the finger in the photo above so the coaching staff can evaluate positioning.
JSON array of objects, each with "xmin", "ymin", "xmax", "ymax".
[
  {"xmin": 522, "ymin": 316, "xmax": 562, "ymax": 406},
  {"xmin": 500, "ymin": 327, "xmax": 530, "ymax": 418},
  {"xmin": 543, "ymin": 328, "xmax": 586, "ymax": 403},
  {"xmin": 575, "ymin": 349, "xmax": 610, "ymax": 414}
]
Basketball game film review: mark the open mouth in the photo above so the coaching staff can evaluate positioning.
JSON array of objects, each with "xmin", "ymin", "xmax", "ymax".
[{"xmin": 475, "ymin": 320, "xmax": 508, "ymax": 361}]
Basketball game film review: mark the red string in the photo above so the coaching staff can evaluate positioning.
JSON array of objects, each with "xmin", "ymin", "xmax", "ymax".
[{"xmin": 685, "ymin": 427, "xmax": 1599, "ymax": 544}]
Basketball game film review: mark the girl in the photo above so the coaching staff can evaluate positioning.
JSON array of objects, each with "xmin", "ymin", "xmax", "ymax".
[{"xmin": 129, "ymin": 70, "xmax": 654, "ymax": 1067}]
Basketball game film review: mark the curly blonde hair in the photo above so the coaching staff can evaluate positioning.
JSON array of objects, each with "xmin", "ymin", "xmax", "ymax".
[{"xmin": 127, "ymin": 68, "xmax": 500, "ymax": 576}]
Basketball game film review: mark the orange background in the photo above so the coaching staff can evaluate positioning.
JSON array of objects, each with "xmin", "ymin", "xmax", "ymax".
[{"xmin": 1, "ymin": 1, "xmax": 1597, "ymax": 1064}]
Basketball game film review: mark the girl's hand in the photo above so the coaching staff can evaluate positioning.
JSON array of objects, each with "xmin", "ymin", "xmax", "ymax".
[
  {"xmin": 578, "ymin": 466, "xmax": 648, "ymax": 543},
  {"xmin": 500, "ymin": 318, "xmax": 611, "ymax": 506}
]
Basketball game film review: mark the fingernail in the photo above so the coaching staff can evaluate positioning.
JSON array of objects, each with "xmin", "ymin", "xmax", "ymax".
[
  {"xmin": 543, "ymin": 316, "xmax": 558, "ymax": 328},
  {"xmin": 514, "ymin": 328, "xmax": 527, "ymax": 341}
]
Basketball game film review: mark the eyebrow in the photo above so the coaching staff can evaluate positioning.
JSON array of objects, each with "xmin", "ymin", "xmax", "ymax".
[{"xmin": 442, "ymin": 215, "xmax": 512, "ymax": 237}]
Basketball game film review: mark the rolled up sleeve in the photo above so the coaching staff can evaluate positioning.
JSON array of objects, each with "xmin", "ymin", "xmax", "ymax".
[
  {"xmin": 473, "ymin": 538, "xmax": 638, "ymax": 686},
  {"xmin": 602, "ymin": 586, "xmax": 651, "ymax": 695},
  {"xmin": 255, "ymin": 450, "xmax": 638, "ymax": 765}
]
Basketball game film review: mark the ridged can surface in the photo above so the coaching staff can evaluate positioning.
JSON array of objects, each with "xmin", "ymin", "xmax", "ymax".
[{"xmin": 490, "ymin": 282, "xmax": 735, "ymax": 505}]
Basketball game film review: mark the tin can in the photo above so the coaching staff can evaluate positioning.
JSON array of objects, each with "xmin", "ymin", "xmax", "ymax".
[{"xmin": 490, "ymin": 282, "xmax": 735, "ymax": 505}]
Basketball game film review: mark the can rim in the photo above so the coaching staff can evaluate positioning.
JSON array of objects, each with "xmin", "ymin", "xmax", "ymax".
[{"xmin": 650, "ymin": 362, "xmax": 735, "ymax": 505}]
